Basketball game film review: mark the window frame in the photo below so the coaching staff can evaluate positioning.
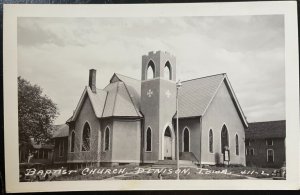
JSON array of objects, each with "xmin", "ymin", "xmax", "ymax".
[
  {"xmin": 81, "ymin": 122, "xmax": 91, "ymax": 152},
  {"xmin": 266, "ymin": 138, "xmax": 273, "ymax": 146},
  {"xmin": 103, "ymin": 126, "xmax": 110, "ymax": 152},
  {"xmin": 235, "ymin": 134, "xmax": 239, "ymax": 156},
  {"xmin": 182, "ymin": 127, "xmax": 190, "ymax": 152},
  {"xmin": 267, "ymin": 149, "xmax": 274, "ymax": 163},
  {"xmin": 245, "ymin": 139, "xmax": 251, "ymax": 147},
  {"xmin": 209, "ymin": 129, "xmax": 213, "ymax": 153},
  {"xmin": 221, "ymin": 124, "xmax": 229, "ymax": 154},
  {"xmin": 145, "ymin": 127, "xmax": 152, "ymax": 152},
  {"xmin": 246, "ymin": 148, "xmax": 255, "ymax": 156}
]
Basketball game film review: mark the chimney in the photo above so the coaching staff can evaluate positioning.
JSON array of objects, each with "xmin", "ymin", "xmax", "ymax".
[{"xmin": 89, "ymin": 69, "xmax": 96, "ymax": 93}]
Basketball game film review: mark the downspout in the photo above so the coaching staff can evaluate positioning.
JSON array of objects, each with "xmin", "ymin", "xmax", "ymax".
[{"xmin": 199, "ymin": 116, "xmax": 202, "ymax": 166}]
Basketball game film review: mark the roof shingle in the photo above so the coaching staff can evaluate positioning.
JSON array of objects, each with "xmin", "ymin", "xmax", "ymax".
[
  {"xmin": 68, "ymin": 72, "xmax": 246, "ymax": 125},
  {"xmin": 246, "ymin": 120, "xmax": 286, "ymax": 139},
  {"xmin": 178, "ymin": 74, "xmax": 225, "ymax": 118},
  {"xmin": 52, "ymin": 124, "xmax": 69, "ymax": 138}
]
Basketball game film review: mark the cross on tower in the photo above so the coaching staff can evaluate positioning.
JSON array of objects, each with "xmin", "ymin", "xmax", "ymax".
[
  {"xmin": 165, "ymin": 90, "xmax": 171, "ymax": 98},
  {"xmin": 147, "ymin": 89, "xmax": 153, "ymax": 98}
]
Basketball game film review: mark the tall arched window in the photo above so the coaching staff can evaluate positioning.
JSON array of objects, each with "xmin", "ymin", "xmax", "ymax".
[
  {"xmin": 209, "ymin": 129, "xmax": 213, "ymax": 153},
  {"xmin": 82, "ymin": 123, "xmax": 91, "ymax": 151},
  {"xmin": 183, "ymin": 128, "xmax": 190, "ymax": 152},
  {"xmin": 235, "ymin": 134, "xmax": 239, "ymax": 155},
  {"xmin": 147, "ymin": 60, "xmax": 155, "ymax": 79},
  {"xmin": 104, "ymin": 127, "xmax": 110, "ymax": 151},
  {"xmin": 146, "ymin": 128, "xmax": 152, "ymax": 151},
  {"xmin": 164, "ymin": 61, "xmax": 172, "ymax": 80},
  {"xmin": 70, "ymin": 131, "xmax": 75, "ymax": 152},
  {"xmin": 221, "ymin": 125, "xmax": 229, "ymax": 154}
]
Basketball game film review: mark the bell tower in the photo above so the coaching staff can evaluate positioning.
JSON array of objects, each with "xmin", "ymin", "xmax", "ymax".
[{"xmin": 141, "ymin": 51, "xmax": 177, "ymax": 162}]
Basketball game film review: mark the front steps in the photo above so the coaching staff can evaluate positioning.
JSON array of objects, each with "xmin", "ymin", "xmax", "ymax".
[
  {"xmin": 152, "ymin": 160, "xmax": 197, "ymax": 168},
  {"xmin": 179, "ymin": 152, "xmax": 198, "ymax": 162}
]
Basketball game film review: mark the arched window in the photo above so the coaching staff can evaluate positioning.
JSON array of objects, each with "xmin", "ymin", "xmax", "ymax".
[
  {"xmin": 147, "ymin": 60, "xmax": 155, "ymax": 79},
  {"xmin": 183, "ymin": 128, "xmax": 190, "ymax": 152},
  {"xmin": 165, "ymin": 127, "xmax": 171, "ymax": 137},
  {"xmin": 82, "ymin": 123, "xmax": 90, "ymax": 151},
  {"xmin": 164, "ymin": 61, "xmax": 172, "ymax": 80},
  {"xmin": 146, "ymin": 128, "xmax": 152, "ymax": 151},
  {"xmin": 209, "ymin": 129, "xmax": 213, "ymax": 153},
  {"xmin": 235, "ymin": 134, "xmax": 239, "ymax": 155},
  {"xmin": 104, "ymin": 127, "xmax": 110, "ymax": 151},
  {"xmin": 221, "ymin": 125, "xmax": 229, "ymax": 154},
  {"xmin": 70, "ymin": 131, "xmax": 75, "ymax": 152}
]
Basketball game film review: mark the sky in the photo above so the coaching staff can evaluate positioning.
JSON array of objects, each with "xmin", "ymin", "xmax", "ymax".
[{"xmin": 17, "ymin": 15, "xmax": 285, "ymax": 125}]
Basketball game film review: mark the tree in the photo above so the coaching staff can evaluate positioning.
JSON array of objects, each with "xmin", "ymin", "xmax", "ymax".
[{"xmin": 18, "ymin": 76, "xmax": 59, "ymax": 144}]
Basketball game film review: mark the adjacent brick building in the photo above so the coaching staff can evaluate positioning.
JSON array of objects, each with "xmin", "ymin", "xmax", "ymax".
[{"xmin": 245, "ymin": 120, "xmax": 286, "ymax": 168}]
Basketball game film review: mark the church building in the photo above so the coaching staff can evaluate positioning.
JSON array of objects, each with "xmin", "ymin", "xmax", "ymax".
[{"xmin": 64, "ymin": 51, "xmax": 248, "ymax": 167}]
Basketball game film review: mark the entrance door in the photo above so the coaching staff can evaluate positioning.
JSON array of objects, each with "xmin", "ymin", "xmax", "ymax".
[{"xmin": 164, "ymin": 136, "xmax": 172, "ymax": 159}]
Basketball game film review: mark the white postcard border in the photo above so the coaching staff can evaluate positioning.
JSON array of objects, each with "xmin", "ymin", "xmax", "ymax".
[{"xmin": 3, "ymin": 1, "xmax": 299, "ymax": 192}]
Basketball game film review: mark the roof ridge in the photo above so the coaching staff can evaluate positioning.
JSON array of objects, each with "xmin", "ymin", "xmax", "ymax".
[
  {"xmin": 182, "ymin": 73, "xmax": 226, "ymax": 83},
  {"xmin": 115, "ymin": 73, "xmax": 140, "ymax": 81},
  {"xmin": 249, "ymin": 120, "xmax": 286, "ymax": 124},
  {"xmin": 111, "ymin": 82, "xmax": 120, "ymax": 116},
  {"xmin": 122, "ymin": 81, "xmax": 141, "ymax": 116}
]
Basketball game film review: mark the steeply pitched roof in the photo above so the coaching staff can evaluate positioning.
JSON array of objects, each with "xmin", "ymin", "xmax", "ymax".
[
  {"xmin": 102, "ymin": 80, "xmax": 142, "ymax": 117},
  {"xmin": 112, "ymin": 73, "xmax": 141, "ymax": 110},
  {"xmin": 246, "ymin": 120, "xmax": 286, "ymax": 139},
  {"xmin": 178, "ymin": 74, "xmax": 225, "ymax": 118},
  {"xmin": 52, "ymin": 124, "xmax": 69, "ymax": 138},
  {"xmin": 70, "ymin": 87, "xmax": 107, "ymax": 121},
  {"xmin": 69, "ymin": 73, "xmax": 142, "ymax": 122},
  {"xmin": 68, "ymin": 72, "xmax": 247, "ymax": 126},
  {"xmin": 176, "ymin": 73, "xmax": 248, "ymax": 127},
  {"xmin": 88, "ymin": 87, "xmax": 107, "ymax": 118}
]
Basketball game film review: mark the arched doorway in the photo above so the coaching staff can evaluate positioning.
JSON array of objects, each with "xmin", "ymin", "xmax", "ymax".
[
  {"xmin": 221, "ymin": 125, "xmax": 229, "ymax": 154},
  {"xmin": 164, "ymin": 127, "xmax": 172, "ymax": 159},
  {"xmin": 162, "ymin": 125, "xmax": 175, "ymax": 160},
  {"xmin": 183, "ymin": 128, "xmax": 190, "ymax": 152}
]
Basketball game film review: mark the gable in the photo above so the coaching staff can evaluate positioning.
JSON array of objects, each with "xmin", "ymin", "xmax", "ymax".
[
  {"xmin": 177, "ymin": 74, "xmax": 225, "ymax": 118},
  {"xmin": 102, "ymin": 81, "xmax": 141, "ymax": 117},
  {"xmin": 110, "ymin": 73, "xmax": 141, "ymax": 110},
  {"xmin": 177, "ymin": 73, "xmax": 248, "ymax": 128},
  {"xmin": 70, "ymin": 87, "xmax": 107, "ymax": 122},
  {"xmin": 221, "ymin": 76, "xmax": 248, "ymax": 128}
]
